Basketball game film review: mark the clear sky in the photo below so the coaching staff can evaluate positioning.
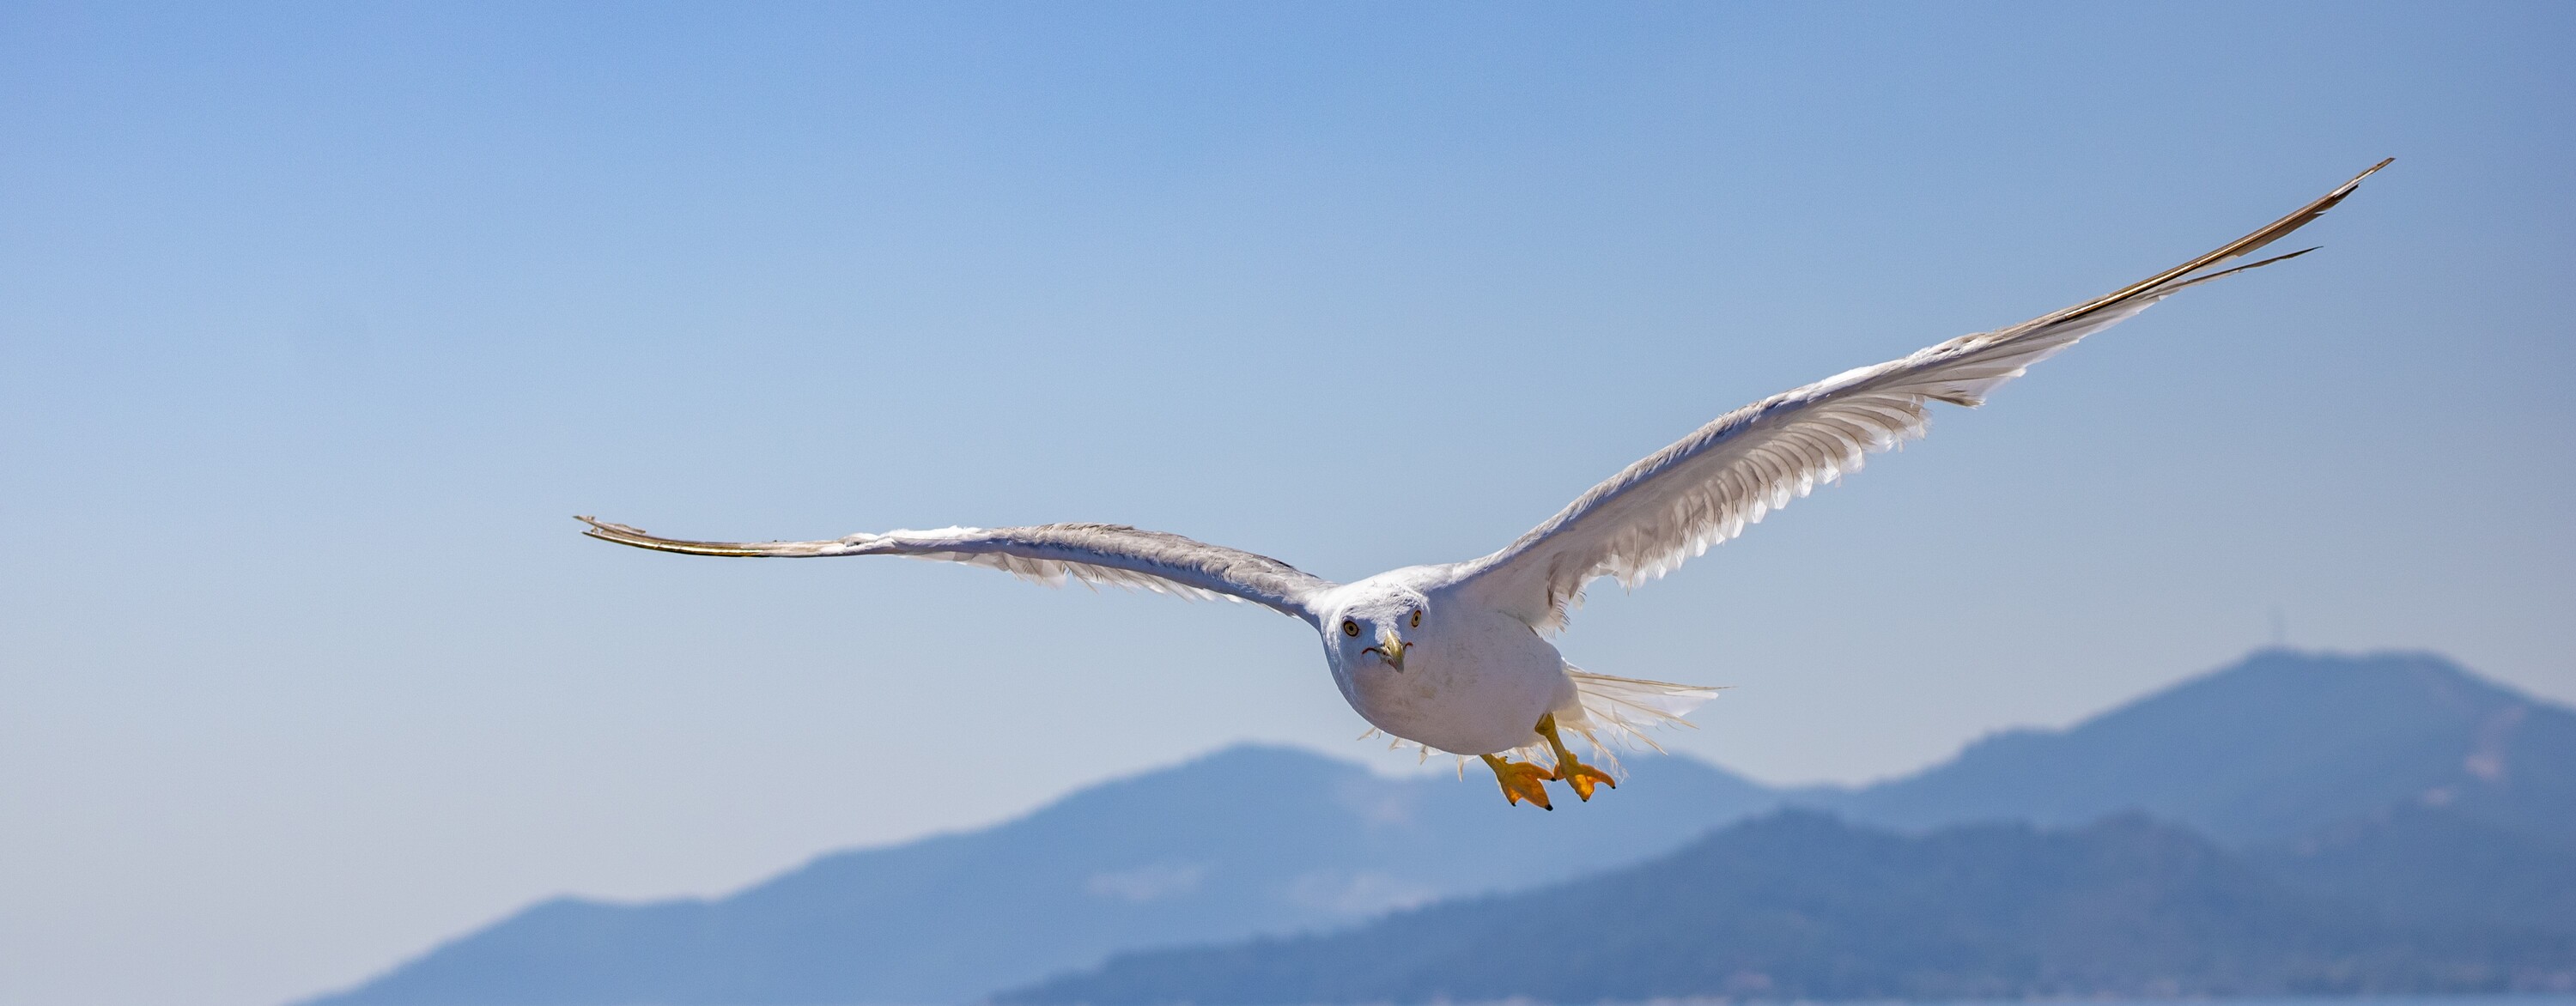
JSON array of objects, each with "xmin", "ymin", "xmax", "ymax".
[{"xmin": 3, "ymin": 3, "xmax": 2570, "ymax": 1005}]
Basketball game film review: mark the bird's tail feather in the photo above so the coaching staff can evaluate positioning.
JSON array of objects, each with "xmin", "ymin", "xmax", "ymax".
[
  {"xmin": 1370, "ymin": 668, "xmax": 1723, "ymax": 779},
  {"xmin": 1513, "ymin": 667, "xmax": 1725, "ymax": 776}
]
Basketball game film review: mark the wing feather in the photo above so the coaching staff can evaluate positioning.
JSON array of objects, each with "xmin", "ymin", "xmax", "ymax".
[
  {"xmin": 578, "ymin": 517, "xmax": 1331, "ymax": 621},
  {"xmin": 1457, "ymin": 161, "xmax": 2390, "ymax": 633}
]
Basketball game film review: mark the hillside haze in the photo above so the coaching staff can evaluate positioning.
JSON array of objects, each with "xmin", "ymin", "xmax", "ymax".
[
  {"xmin": 1820, "ymin": 649, "xmax": 2576, "ymax": 845},
  {"xmin": 302, "ymin": 748, "xmax": 1772, "ymax": 1005},
  {"xmin": 303, "ymin": 650, "xmax": 2576, "ymax": 1005},
  {"xmin": 1005, "ymin": 811, "xmax": 2576, "ymax": 1005}
]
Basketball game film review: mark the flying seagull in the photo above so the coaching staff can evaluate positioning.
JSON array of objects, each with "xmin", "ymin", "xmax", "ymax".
[{"xmin": 582, "ymin": 161, "xmax": 2389, "ymax": 810}]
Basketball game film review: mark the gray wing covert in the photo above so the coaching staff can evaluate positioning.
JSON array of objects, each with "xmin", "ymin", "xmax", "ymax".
[
  {"xmin": 579, "ymin": 517, "xmax": 1332, "ymax": 621},
  {"xmin": 1455, "ymin": 160, "xmax": 2390, "ymax": 633}
]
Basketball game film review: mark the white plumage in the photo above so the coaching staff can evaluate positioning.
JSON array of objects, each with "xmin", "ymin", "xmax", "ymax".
[{"xmin": 582, "ymin": 161, "xmax": 2387, "ymax": 809}]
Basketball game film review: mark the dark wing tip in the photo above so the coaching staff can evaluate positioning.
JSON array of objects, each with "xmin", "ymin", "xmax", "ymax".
[
  {"xmin": 2051, "ymin": 161, "xmax": 2391, "ymax": 326},
  {"xmin": 2159, "ymin": 245, "xmax": 2324, "ymax": 294},
  {"xmin": 575, "ymin": 515, "xmax": 666, "ymax": 547},
  {"xmin": 574, "ymin": 515, "xmax": 825, "ymax": 557}
]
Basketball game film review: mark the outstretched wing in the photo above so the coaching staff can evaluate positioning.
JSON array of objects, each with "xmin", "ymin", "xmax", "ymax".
[
  {"xmin": 578, "ymin": 517, "xmax": 1332, "ymax": 621},
  {"xmin": 1456, "ymin": 160, "xmax": 2391, "ymax": 633}
]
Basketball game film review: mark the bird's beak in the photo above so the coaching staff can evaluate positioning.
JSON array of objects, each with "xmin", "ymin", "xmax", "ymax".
[{"xmin": 1372, "ymin": 627, "xmax": 1407, "ymax": 672}]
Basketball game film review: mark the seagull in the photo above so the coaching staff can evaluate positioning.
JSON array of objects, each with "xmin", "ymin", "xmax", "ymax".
[{"xmin": 581, "ymin": 161, "xmax": 2388, "ymax": 810}]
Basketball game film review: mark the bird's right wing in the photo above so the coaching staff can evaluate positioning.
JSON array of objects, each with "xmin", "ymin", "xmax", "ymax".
[
  {"xmin": 1454, "ymin": 160, "xmax": 2391, "ymax": 633},
  {"xmin": 578, "ymin": 517, "xmax": 1334, "ymax": 621}
]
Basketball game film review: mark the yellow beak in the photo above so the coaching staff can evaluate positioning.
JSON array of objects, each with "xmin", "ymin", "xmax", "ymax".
[{"xmin": 1371, "ymin": 627, "xmax": 1407, "ymax": 672}]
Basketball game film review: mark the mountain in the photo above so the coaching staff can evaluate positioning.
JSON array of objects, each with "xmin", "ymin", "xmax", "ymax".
[
  {"xmin": 1002, "ymin": 810, "xmax": 2576, "ymax": 1005},
  {"xmin": 1816, "ymin": 650, "xmax": 2576, "ymax": 846},
  {"xmin": 2250, "ymin": 802, "xmax": 2576, "ymax": 933},
  {"xmin": 301, "ymin": 745, "xmax": 1777, "ymax": 1006},
  {"xmin": 302, "ymin": 650, "xmax": 2576, "ymax": 1005}
]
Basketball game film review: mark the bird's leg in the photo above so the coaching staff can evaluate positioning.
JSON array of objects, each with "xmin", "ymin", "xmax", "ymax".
[
  {"xmin": 1480, "ymin": 754, "xmax": 1553, "ymax": 810},
  {"xmin": 1536, "ymin": 712, "xmax": 1616, "ymax": 802}
]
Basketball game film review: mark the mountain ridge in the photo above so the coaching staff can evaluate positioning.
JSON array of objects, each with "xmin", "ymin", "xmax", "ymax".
[
  {"xmin": 301, "ymin": 745, "xmax": 1775, "ymax": 1006},
  {"xmin": 1807, "ymin": 649, "xmax": 2575, "ymax": 845},
  {"xmin": 301, "ymin": 649, "xmax": 2576, "ymax": 1005},
  {"xmin": 1000, "ymin": 809, "xmax": 2576, "ymax": 1005}
]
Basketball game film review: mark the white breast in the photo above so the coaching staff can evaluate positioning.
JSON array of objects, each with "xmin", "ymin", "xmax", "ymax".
[{"xmin": 1327, "ymin": 603, "xmax": 1571, "ymax": 755}]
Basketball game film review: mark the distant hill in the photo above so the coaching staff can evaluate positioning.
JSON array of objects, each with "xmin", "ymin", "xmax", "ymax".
[
  {"xmin": 1002, "ymin": 810, "xmax": 2576, "ymax": 1005},
  {"xmin": 300, "ymin": 650, "xmax": 2576, "ymax": 1005},
  {"xmin": 2250, "ymin": 802, "xmax": 2576, "ymax": 933},
  {"xmin": 1816, "ymin": 650, "xmax": 2576, "ymax": 846},
  {"xmin": 300, "ymin": 746, "xmax": 1775, "ymax": 1006}
]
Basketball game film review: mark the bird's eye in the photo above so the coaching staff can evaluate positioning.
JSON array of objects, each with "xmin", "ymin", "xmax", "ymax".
[
  {"xmin": 1342, "ymin": 620, "xmax": 1360, "ymax": 637},
  {"xmin": 1410, "ymin": 610, "xmax": 1421, "ymax": 628}
]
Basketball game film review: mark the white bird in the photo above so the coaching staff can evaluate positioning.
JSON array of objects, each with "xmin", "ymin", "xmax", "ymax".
[{"xmin": 581, "ymin": 161, "xmax": 2388, "ymax": 809}]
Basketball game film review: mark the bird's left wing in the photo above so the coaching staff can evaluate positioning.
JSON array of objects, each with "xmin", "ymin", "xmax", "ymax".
[
  {"xmin": 578, "ymin": 517, "xmax": 1332, "ymax": 621},
  {"xmin": 1455, "ymin": 160, "xmax": 2390, "ymax": 633}
]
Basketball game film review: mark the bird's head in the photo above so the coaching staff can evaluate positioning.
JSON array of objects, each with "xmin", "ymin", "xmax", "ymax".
[{"xmin": 1327, "ymin": 588, "xmax": 1429, "ymax": 674}]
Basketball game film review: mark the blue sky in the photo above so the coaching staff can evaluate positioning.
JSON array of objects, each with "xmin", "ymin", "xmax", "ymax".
[{"xmin": 3, "ymin": 3, "xmax": 2571, "ymax": 1005}]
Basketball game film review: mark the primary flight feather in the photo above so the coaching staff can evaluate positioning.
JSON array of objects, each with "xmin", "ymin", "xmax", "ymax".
[{"xmin": 583, "ymin": 161, "xmax": 2389, "ymax": 809}]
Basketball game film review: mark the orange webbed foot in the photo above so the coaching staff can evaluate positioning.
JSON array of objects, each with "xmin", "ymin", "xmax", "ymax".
[
  {"xmin": 1554, "ymin": 761, "xmax": 1617, "ymax": 802},
  {"xmin": 1534, "ymin": 712, "xmax": 1618, "ymax": 803},
  {"xmin": 1481, "ymin": 754, "xmax": 1554, "ymax": 810}
]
